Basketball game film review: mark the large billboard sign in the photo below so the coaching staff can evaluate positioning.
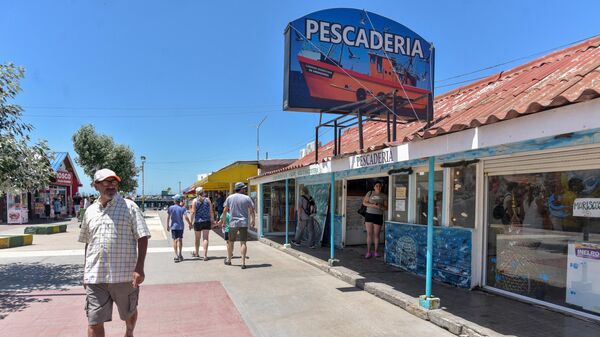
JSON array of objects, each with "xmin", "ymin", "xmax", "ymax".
[{"xmin": 284, "ymin": 8, "xmax": 433, "ymax": 114}]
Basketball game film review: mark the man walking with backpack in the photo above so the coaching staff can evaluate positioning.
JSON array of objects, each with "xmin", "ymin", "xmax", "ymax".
[{"xmin": 292, "ymin": 186, "xmax": 317, "ymax": 248}]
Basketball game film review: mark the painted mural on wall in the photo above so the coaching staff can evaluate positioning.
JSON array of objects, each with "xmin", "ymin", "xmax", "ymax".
[
  {"xmin": 303, "ymin": 183, "xmax": 331, "ymax": 245},
  {"xmin": 385, "ymin": 223, "xmax": 472, "ymax": 288}
]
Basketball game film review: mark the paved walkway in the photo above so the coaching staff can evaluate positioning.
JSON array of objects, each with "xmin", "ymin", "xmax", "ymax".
[
  {"xmin": 0, "ymin": 282, "xmax": 252, "ymax": 337},
  {"xmin": 0, "ymin": 210, "xmax": 457, "ymax": 337},
  {"xmin": 263, "ymin": 236, "xmax": 600, "ymax": 337}
]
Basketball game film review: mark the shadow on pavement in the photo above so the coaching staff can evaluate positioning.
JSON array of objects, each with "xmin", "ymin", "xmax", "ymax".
[
  {"xmin": 243, "ymin": 263, "xmax": 272, "ymax": 269},
  {"xmin": 0, "ymin": 262, "xmax": 83, "ymax": 320}
]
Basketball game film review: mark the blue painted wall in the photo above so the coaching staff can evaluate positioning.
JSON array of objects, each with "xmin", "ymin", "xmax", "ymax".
[
  {"xmin": 385, "ymin": 222, "xmax": 472, "ymax": 288},
  {"xmin": 302, "ymin": 183, "xmax": 330, "ymax": 244}
]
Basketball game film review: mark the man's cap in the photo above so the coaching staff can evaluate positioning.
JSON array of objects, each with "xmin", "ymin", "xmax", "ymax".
[
  {"xmin": 173, "ymin": 194, "xmax": 182, "ymax": 201},
  {"xmin": 195, "ymin": 187, "xmax": 203, "ymax": 194},
  {"xmin": 234, "ymin": 182, "xmax": 247, "ymax": 191},
  {"xmin": 93, "ymin": 169, "xmax": 121, "ymax": 183}
]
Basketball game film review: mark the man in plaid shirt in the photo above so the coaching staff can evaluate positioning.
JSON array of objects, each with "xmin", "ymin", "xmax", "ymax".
[{"xmin": 79, "ymin": 168, "xmax": 151, "ymax": 337}]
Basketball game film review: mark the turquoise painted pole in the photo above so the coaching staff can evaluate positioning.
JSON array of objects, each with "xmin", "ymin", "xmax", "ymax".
[
  {"xmin": 259, "ymin": 183, "xmax": 264, "ymax": 238},
  {"xmin": 285, "ymin": 178, "xmax": 289, "ymax": 245},
  {"xmin": 426, "ymin": 156, "xmax": 435, "ymax": 297},
  {"xmin": 330, "ymin": 173, "xmax": 335, "ymax": 260}
]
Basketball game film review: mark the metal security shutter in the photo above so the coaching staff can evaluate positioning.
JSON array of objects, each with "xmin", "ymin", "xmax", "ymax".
[{"xmin": 483, "ymin": 145, "xmax": 600, "ymax": 175}]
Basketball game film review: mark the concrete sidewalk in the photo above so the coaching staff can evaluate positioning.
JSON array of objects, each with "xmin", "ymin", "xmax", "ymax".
[{"xmin": 261, "ymin": 236, "xmax": 600, "ymax": 337}]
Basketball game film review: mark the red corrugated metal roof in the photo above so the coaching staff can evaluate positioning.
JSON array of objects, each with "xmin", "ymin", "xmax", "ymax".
[
  {"xmin": 259, "ymin": 36, "xmax": 600, "ymax": 178},
  {"xmin": 416, "ymin": 36, "xmax": 600, "ymax": 141}
]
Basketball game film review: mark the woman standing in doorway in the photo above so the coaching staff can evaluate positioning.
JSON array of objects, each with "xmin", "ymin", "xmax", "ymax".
[{"xmin": 363, "ymin": 181, "xmax": 388, "ymax": 259}]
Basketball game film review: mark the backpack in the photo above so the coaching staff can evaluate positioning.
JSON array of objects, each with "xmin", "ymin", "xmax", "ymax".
[{"xmin": 302, "ymin": 195, "xmax": 317, "ymax": 216}]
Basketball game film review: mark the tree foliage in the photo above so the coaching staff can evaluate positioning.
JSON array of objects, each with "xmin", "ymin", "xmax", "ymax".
[
  {"xmin": 72, "ymin": 124, "xmax": 139, "ymax": 192},
  {"xmin": 0, "ymin": 62, "xmax": 55, "ymax": 194}
]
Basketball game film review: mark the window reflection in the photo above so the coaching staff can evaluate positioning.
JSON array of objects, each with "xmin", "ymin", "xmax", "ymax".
[
  {"xmin": 416, "ymin": 171, "xmax": 443, "ymax": 226},
  {"xmin": 449, "ymin": 165, "xmax": 476, "ymax": 228},
  {"xmin": 487, "ymin": 170, "xmax": 600, "ymax": 317}
]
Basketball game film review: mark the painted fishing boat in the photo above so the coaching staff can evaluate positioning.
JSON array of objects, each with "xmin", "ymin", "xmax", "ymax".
[{"xmin": 297, "ymin": 50, "xmax": 430, "ymax": 109}]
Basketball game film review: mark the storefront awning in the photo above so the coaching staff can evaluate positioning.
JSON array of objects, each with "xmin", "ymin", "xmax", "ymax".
[{"xmin": 195, "ymin": 161, "xmax": 258, "ymax": 192}]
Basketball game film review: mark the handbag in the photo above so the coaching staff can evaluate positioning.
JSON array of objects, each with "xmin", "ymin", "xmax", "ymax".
[
  {"xmin": 357, "ymin": 205, "xmax": 367, "ymax": 217},
  {"xmin": 357, "ymin": 191, "xmax": 371, "ymax": 217}
]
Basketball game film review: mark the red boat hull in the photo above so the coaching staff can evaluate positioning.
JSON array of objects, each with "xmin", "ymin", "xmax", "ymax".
[{"xmin": 298, "ymin": 55, "xmax": 429, "ymax": 110}]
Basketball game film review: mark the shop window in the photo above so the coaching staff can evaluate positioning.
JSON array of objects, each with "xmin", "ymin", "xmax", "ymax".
[
  {"xmin": 449, "ymin": 164, "xmax": 476, "ymax": 228},
  {"xmin": 486, "ymin": 169, "xmax": 600, "ymax": 317},
  {"xmin": 416, "ymin": 170, "xmax": 443, "ymax": 226},
  {"xmin": 263, "ymin": 180, "xmax": 296, "ymax": 234},
  {"xmin": 391, "ymin": 174, "xmax": 409, "ymax": 222}
]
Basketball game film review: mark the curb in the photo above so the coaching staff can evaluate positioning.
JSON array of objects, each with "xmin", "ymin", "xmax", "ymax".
[
  {"xmin": 0, "ymin": 234, "xmax": 33, "ymax": 249},
  {"xmin": 259, "ymin": 237, "xmax": 509, "ymax": 337},
  {"xmin": 24, "ymin": 224, "xmax": 67, "ymax": 235}
]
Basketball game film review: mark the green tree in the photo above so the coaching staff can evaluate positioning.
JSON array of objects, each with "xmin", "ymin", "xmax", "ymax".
[
  {"xmin": 0, "ymin": 62, "xmax": 55, "ymax": 194},
  {"xmin": 72, "ymin": 124, "xmax": 139, "ymax": 192}
]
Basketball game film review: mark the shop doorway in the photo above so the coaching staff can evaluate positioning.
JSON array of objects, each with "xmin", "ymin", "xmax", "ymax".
[{"xmin": 345, "ymin": 177, "xmax": 388, "ymax": 246}]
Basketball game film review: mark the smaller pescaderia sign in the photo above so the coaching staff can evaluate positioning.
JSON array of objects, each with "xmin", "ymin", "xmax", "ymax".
[
  {"xmin": 55, "ymin": 170, "xmax": 72, "ymax": 186},
  {"xmin": 349, "ymin": 147, "xmax": 395, "ymax": 169},
  {"xmin": 573, "ymin": 198, "xmax": 600, "ymax": 218}
]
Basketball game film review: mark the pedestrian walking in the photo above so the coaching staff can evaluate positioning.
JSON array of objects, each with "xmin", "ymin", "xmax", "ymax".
[
  {"xmin": 215, "ymin": 192, "xmax": 225, "ymax": 221},
  {"xmin": 73, "ymin": 192, "xmax": 82, "ymax": 217},
  {"xmin": 53, "ymin": 196, "xmax": 62, "ymax": 220},
  {"xmin": 189, "ymin": 187, "xmax": 215, "ymax": 261},
  {"xmin": 167, "ymin": 194, "xmax": 189, "ymax": 262},
  {"xmin": 78, "ymin": 168, "xmax": 151, "ymax": 337},
  {"xmin": 291, "ymin": 186, "xmax": 317, "ymax": 248},
  {"xmin": 222, "ymin": 182, "xmax": 255, "ymax": 269}
]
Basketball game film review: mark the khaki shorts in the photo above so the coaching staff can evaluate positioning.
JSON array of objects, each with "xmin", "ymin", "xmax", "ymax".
[
  {"xmin": 85, "ymin": 282, "xmax": 139, "ymax": 325},
  {"xmin": 228, "ymin": 227, "xmax": 248, "ymax": 242}
]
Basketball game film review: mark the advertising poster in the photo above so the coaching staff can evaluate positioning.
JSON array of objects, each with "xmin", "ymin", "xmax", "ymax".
[
  {"xmin": 566, "ymin": 242, "xmax": 600, "ymax": 314},
  {"xmin": 284, "ymin": 8, "xmax": 432, "ymax": 115}
]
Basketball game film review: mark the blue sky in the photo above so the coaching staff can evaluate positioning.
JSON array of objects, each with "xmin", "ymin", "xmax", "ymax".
[{"xmin": 1, "ymin": 0, "xmax": 598, "ymax": 194}]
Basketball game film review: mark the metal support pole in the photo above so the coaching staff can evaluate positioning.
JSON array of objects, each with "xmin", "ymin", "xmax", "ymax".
[
  {"xmin": 427, "ymin": 46, "xmax": 436, "ymax": 127},
  {"xmin": 140, "ymin": 155, "xmax": 146, "ymax": 212},
  {"xmin": 392, "ymin": 93, "xmax": 397, "ymax": 141},
  {"xmin": 328, "ymin": 172, "xmax": 338, "ymax": 266},
  {"xmin": 285, "ymin": 178, "xmax": 289, "ymax": 245},
  {"xmin": 357, "ymin": 109, "xmax": 364, "ymax": 152},
  {"xmin": 333, "ymin": 120, "xmax": 338, "ymax": 156},
  {"xmin": 426, "ymin": 156, "xmax": 434, "ymax": 296},
  {"xmin": 419, "ymin": 155, "xmax": 439, "ymax": 310},
  {"xmin": 315, "ymin": 126, "xmax": 319, "ymax": 163},
  {"xmin": 386, "ymin": 109, "xmax": 391, "ymax": 142},
  {"xmin": 259, "ymin": 183, "xmax": 264, "ymax": 238},
  {"xmin": 257, "ymin": 115, "xmax": 268, "ymax": 161},
  {"xmin": 338, "ymin": 128, "xmax": 342, "ymax": 154}
]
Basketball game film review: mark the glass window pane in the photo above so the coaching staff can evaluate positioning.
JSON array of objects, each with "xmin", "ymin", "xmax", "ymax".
[
  {"xmin": 416, "ymin": 170, "xmax": 443, "ymax": 226},
  {"xmin": 449, "ymin": 165, "xmax": 477, "ymax": 228},
  {"xmin": 391, "ymin": 174, "xmax": 409, "ymax": 222},
  {"xmin": 486, "ymin": 170, "xmax": 600, "ymax": 317}
]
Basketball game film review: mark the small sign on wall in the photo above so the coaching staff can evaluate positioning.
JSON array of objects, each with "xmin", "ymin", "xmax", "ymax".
[{"xmin": 573, "ymin": 198, "xmax": 600, "ymax": 218}]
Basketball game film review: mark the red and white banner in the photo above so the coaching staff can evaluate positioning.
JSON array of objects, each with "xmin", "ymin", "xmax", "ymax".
[{"xmin": 56, "ymin": 170, "xmax": 72, "ymax": 185}]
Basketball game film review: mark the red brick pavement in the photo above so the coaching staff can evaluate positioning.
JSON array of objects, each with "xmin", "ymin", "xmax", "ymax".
[{"xmin": 0, "ymin": 282, "xmax": 252, "ymax": 337}]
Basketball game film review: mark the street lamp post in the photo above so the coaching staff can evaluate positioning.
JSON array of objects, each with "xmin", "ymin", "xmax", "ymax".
[
  {"xmin": 140, "ymin": 155, "xmax": 146, "ymax": 212},
  {"xmin": 256, "ymin": 115, "xmax": 268, "ymax": 161}
]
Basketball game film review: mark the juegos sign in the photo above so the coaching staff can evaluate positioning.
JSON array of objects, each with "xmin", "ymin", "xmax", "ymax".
[{"xmin": 284, "ymin": 8, "xmax": 433, "ymax": 117}]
